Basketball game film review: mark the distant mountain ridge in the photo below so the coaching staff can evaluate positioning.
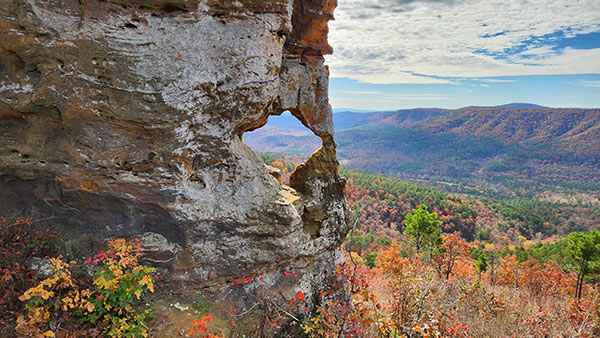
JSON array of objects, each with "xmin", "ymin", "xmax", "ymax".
[
  {"xmin": 332, "ymin": 107, "xmax": 600, "ymax": 150},
  {"xmin": 493, "ymin": 103, "xmax": 549, "ymax": 108},
  {"xmin": 334, "ymin": 108, "xmax": 450, "ymax": 131},
  {"xmin": 332, "ymin": 108, "xmax": 374, "ymax": 113},
  {"xmin": 422, "ymin": 107, "xmax": 600, "ymax": 146}
]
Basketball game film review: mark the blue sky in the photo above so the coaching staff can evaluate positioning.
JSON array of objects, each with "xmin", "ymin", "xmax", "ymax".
[{"xmin": 326, "ymin": 0, "xmax": 600, "ymax": 110}]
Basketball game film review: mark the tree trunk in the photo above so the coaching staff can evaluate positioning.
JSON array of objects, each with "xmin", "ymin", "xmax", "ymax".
[
  {"xmin": 576, "ymin": 261, "xmax": 587, "ymax": 299},
  {"xmin": 445, "ymin": 258, "xmax": 454, "ymax": 280}
]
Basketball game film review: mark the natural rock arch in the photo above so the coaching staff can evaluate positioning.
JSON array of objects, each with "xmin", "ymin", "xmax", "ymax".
[{"xmin": 0, "ymin": 0, "xmax": 349, "ymax": 332}]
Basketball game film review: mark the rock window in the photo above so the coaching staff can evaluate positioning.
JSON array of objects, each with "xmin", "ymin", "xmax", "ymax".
[{"xmin": 243, "ymin": 110, "xmax": 321, "ymax": 186}]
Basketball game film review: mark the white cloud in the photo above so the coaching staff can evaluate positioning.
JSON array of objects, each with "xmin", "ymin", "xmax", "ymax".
[
  {"xmin": 482, "ymin": 79, "xmax": 516, "ymax": 83},
  {"xmin": 326, "ymin": 0, "xmax": 600, "ymax": 83},
  {"xmin": 331, "ymin": 93, "xmax": 452, "ymax": 110},
  {"xmin": 519, "ymin": 46, "xmax": 555, "ymax": 56},
  {"xmin": 337, "ymin": 90, "xmax": 384, "ymax": 94},
  {"xmin": 383, "ymin": 93, "xmax": 450, "ymax": 100},
  {"xmin": 579, "ymin": 80, "xmax": 600, "ymax": 87}
]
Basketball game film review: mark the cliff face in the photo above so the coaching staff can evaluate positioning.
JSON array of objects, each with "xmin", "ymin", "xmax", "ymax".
[{"xmin": 0, "ymin": 0, "xmax": 348, "ymax": 330}]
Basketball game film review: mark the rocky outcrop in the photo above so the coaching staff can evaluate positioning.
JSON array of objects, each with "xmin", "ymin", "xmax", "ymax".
[{"xmin": 0, "ymin": 0, "xmax": 348, "ymax": 333}]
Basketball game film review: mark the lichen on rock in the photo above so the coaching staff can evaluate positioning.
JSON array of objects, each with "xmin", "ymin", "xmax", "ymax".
[{"xmin": 0, "ymin": 0, "xmax": 348, "ymax": 333}]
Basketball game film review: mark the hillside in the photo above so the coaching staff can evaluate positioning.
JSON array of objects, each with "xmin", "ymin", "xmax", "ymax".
[
  {"xmin": 342, "ymin": 169, "xmax": 600, "ymax": 243},
  {"xmin": 339, "ymin": 168, "xmax": 600, "ymax": 338},
  {"xmin": 422, "ymin": 107, "xmax": 600, "ymax": 151},
  {"xmin": 245, "ymin": 106, "xmax": 600, "ymax": 201},
  {"xmin": 494, "ymin": 103, "xmax": 548, "ymax": 108},
  {"xmin": 334, "ymin": 108, "xmax": 450, "ymax": 130}
]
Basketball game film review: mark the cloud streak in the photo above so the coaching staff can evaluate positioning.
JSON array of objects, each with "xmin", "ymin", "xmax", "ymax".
[
  {"xmin": 579, "ymin": 80, "xmax": 600, "ymax": 87},
  {"xmin": 326, "ymin": 0, "xmax": 600, "ymax": 84},
  {"xmin": 482, "ymin": 79, "xmax": 517, "ymax": 83},
  {"xmin": 383, "ymin": 93, "xmax": 450, "ymax": 100},
  {"xmin": 330, "ymin": 92, "xmax": 452, "ymax": 110},
  {"xmin": 338, "ymin": 90, "xmax": 384, "ymax": 95}
]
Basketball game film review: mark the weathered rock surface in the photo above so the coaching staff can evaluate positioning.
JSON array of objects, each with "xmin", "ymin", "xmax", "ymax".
[{"xmin": 0, "ymin": 0, "xmax": 348, "ymax": 333}]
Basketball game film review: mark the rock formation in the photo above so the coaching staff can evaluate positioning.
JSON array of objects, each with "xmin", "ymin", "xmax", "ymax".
[{"xmin": 0, "ymin": 0, "xmax": 348, "ymax": 333}]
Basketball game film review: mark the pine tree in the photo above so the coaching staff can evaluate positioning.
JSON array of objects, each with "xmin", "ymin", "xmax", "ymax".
[
  {"xmin": 403, "ymin": 204, "xmax": 443, "ymax": 255},
  {"xmin": 566, "ymin": 230, "xmax": 600, "ymax": 299},
  {"xmin": 473, "ymin": 252, "xmax": 488, "ymax": 281}
]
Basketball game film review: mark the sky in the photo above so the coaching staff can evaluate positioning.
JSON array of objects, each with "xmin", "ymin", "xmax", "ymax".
[{"xmin": 325, "ymin": 0, "xmax": 600, "ymax": 110}]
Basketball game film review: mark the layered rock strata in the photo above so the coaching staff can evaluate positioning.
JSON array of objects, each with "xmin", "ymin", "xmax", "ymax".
[{"xmin": 0, "ymin": 0, "xmax": 347, "ymax": 332}]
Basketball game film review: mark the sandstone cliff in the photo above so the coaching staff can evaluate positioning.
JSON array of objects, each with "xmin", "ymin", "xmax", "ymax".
[{"xmin": 0, "ymin": 0, "xmax": 348, "ymax": 334}]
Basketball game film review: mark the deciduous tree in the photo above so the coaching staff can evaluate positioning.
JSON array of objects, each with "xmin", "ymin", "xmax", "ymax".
[{"xmin": 433, "ymin": 232, "xmax": 470, "ymax": 280}]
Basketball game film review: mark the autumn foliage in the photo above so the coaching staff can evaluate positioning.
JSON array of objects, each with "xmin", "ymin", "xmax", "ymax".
[
  {"xmin": 301, "ymin": 237, "xmax": 600, "ymax": 337},
  {"xmin": 1, "ymin": 216, "xmax": 155, "ymax": 338},
  {"xmin": 302, "ymin": 165, "xmax": 600, "ymax": 337}
]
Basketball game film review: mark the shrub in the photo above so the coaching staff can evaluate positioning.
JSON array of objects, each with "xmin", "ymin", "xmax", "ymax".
[
  {"xmin": 80, "ymin": 238, "xmax": 155, "ymax": 338},
  {"xmin": 16, "ymin": 237, "xmax": 155, "ymax": 338},
  {"xmin": 0, "ymin": 217, "xmax": 59, "ymax": 335},
  {"xmin": 17, "ymin": 256, "xmax": 93, "ymax": 337}
]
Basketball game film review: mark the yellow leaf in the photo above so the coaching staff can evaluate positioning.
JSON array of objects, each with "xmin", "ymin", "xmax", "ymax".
[
  {"xmin": 140, "ymin": 275, "xmax": 154, "ymax": 292},
  {"xmin": 147, "ymin": 280, "xmax": 154, "ymax": 293},
  {"xmin": 41, "ymin": 290, "xmax": 54, "ymax": 300},
  {"xmin": 43, "ymin": 330, "xmax": 55, "ymax": 337},
  {"xmin": 85, "ymin": 302, "xmax": 95, "ymax": 312}
]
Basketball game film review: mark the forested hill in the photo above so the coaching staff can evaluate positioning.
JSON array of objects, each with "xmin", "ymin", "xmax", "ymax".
[
  {"xmin": 333, "ymin": 108, "xmax": 450, "ymax": 130},
  {"xmin": 340, "ymin": 168, "xmax": 600, "ymax": 244},
  {"xmin": 335, "ymin": 107, "xmax": 600, "ymax": 157},
  {"xmin": 334, "ymin": 107, "xmax": 600, "ymax": 199},
  {"xmin": 416, "ymin": 107, "xmax": 600, "ymax": 152}
]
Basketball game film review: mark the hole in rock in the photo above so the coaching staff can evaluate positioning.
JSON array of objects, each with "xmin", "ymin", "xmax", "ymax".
[
  {"xmin": 243, "ymin": 111, "xmax": 321, "ymax": 186},
  {"xmin": 161, "ymin": 3, "xmax": 188, "ymax": 13},
  {"xmin": 189, "ymin": 172, "xmax": 206, "ymax": 189}
]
